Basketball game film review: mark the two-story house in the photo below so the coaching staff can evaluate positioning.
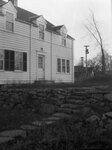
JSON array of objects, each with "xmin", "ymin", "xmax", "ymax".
[{"xmin": 0, "ymin": 0, "xmax": 74, "ymax": 84}]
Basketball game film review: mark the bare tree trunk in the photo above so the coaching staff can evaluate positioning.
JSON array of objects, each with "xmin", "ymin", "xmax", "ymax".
[
  {"xmin": 101, "ymin": 47, "xmax": 105, "ymax": 73},
  {"xmin": 84, "ymin": 12, "xmax": 106, "ymax": 74}
]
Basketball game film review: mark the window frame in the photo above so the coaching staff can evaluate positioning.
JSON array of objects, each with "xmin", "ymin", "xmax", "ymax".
[
  {"xmin": 39, "ymin": 24, "xmax": 44, "ymax": 40},
  {"xmin": 62, "ymin": 37, "xmax": 66, "ymax": 46},
  {"xmin": 57, "ymin": 58, "xmax": 61, "ymax": 73},
  {"xmin": 6, "ymin": 12, "xmax": 14, "ymax": 32},
  {"xmin": 3, "ymin": 50, "xmax": 27, "ymax": 72}
]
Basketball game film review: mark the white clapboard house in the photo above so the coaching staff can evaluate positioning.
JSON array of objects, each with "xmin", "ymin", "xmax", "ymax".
[{"xmin": 0, "ymin": 0, "xmax": 74, "ymax": 84}]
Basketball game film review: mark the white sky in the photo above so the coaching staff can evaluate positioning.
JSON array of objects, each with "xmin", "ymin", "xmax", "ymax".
[{"xmin": 17, "ymin": 0, "xmax": 112, "ymax": 64}]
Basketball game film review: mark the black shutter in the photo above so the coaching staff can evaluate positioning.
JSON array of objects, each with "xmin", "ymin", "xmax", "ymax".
[
  {"xmin": 10, "ymin": 50, "xmax": 14, "ymax": 71},
  {"xmin": 23, "ymin": 52, "xmax": 27, "ymax": 71},
  {"xmin": 4, "ymin": 50, "xmax": 14, "ymax": 71},
  {"xmin": 4, "ymin": 50, "xmax": 10, "ymax": 71}
]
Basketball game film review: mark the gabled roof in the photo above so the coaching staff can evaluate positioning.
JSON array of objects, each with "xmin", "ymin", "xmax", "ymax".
[
  {"xmin": 53, "ymin": 25, "xmax": 63, "ymax": 31},
  {"xmin": 0, "ymin": 0, "xmax": 74, "ymax": 40}
]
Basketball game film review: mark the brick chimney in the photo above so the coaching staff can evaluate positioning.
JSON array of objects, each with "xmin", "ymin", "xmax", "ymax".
[{"xmin": 9, "ymin": 0, "xmax": 18, "ymax": 6}]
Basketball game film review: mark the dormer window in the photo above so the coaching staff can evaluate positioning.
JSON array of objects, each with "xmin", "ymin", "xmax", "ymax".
[
  {"xmin": 62, "ymin": 36, "xmax": 66, "ymax": 46},
  {"xmin": 39, "ymin": 24, "xmax": 44, "ymax": 40},
  {"xmin": 6, "ymin": 12, "xmax": 14, "ymax": 32}
]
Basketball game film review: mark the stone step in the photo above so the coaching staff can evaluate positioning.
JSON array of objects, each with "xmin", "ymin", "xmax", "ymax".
[
  {"xmin": 66, "ymin": 99, "xmax": 85, "ymax": 105},
  {"xmin": 44, "ymin": 116, "xmax": 61, "ymax": 121},
  {"xmin": 0, "ymin": 137, "xmax": 13, "ymax": 144},
  {"xmin": 52, "ymin": 113, "xmax": 72, "ymax": 119},
  {"xmin": 32, "ymin": 120, "xmax": 54, "ymax": 126},
  {"xmin": 21, "ymin": 125, "xmax": 38, "ymax": 130},
  {"xmin": 58, "ymin": 107, "xmax": 81, "ymax": 114},
  {"xmin": 61, "ymin": 103, "xmax": 83, "ymax": 109},
  {"xmin": 0, "ymin": 130, "xmax": 26, "ymax": 138},
  {"xmin": 68, "ymin": 96, "xmax": 87, "ymax": 100}
]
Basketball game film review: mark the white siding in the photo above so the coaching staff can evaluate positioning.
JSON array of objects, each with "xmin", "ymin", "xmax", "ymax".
[
  {"xmin": 0, "ymin": 16, "xmax": 4, "ymax": 29},
  {"xmin": 15, "ymin": 21, "xmax": 30, "ymax": 37}
]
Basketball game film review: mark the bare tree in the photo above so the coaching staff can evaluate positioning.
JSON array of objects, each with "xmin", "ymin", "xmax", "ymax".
[
  {"xmin": 84, "ymin": 11, "xmax": 105, "ymax": 73},
  {"xmin": 87, "ymin": 51, "xmax": 112, "ymax": 73}
]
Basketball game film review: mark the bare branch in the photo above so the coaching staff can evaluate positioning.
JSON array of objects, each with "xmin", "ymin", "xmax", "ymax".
[
  {"xmin": 84, "ymin": 24, "xmax": 101, "ymax": 45},
  {"xmin": 84, "ymin": 11, "xmax": 105, "ymax": 73}
]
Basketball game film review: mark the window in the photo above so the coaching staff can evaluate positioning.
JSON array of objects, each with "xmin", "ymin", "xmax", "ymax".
[
  {"xmin": 23, "ymin": 53, "xmax": 27, "ymax": 71},
  {"xmin": 57, "ymin": 58, "xmax": 70, "ymax": 74},
  {"xmin": 62, "ymin": 37, "xmax": 66, "ymax": 46},
  {"xmin": 4, "ymin": 50, "xmax": 14, "ymax": 71},
  {"xmin": 0, "ymin": 50, "xmax": 4, "ymax": 70},
  {"xmin": 39, "ymin": 24, "xmax": 44, "ymax": 40},
  {"xmin": 38, "ymin": 55, "xmax": 44, "ymax": 69},
  {"xmin": 3, "ymin": 50, "xmax": 27, "ymax": 72},
  {"xmin": 6, "ymin": 12, "xmax": 14, "ymax": 32},
  {"xmin": 62, "ymin": 59, "xmax": 65, "ymax": 73},
  {"xmin": 67, "ymin": 60, "xmax": 70, "ymax": 73},
  {"xmin": 57, "ymin": 58, "xmax": 61, "ymax": 72},
  {"xmin": 15, "ymin": 52, "xmax": 23, "ymax": 70},
  {"xmin": 15, "ymin": 52, "xmax": 27, "ymax": 71}
]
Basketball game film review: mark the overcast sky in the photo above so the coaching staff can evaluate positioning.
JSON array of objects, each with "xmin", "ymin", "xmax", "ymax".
[{"xmin": 17, "ymin": 0, "xmax": 111, "ymax": 64}]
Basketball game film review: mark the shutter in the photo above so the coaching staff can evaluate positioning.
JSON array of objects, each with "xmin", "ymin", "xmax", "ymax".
[
  {"xmin": 10, "ymin": 50, "xmax": 14, "ymax": 71},
  {"xmin": 23, "ymin": 52, "xmax": 27, "ymax": 71},
  {"xmin": 4, "ymin": 50, "xmax": 10, "ymax": 71},
  {"xmin": 4, "ymin": 50, "xmax": 14, "ymax": 71}
]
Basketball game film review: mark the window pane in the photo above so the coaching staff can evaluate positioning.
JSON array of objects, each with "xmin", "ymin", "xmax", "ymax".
[
  {"xmin": 67, "ymin": 60, "xmax": 70, "ymax": 73},
  {"xmin": 39, "ymin": 24, "xmax": 44, "ymax": 40},
  {"xmin": 39, "ymin": 31, "xmax": 44, "ymax": 39},
  {"xmin": 62, "ymin": 38, "xmax": 66, "ymax": 46},
  {"xmin": 38, "ymin": 56, "xmax": 43, "ymax": 68},
  {"xmin": 4, "ymin": 50, "xmax": 10, "ymax": 71},
  {"xmin": 23, "ymin": 53, "xmax": 27, "ymax": 71},
  {"xmin": 0, "ymin": 50, "xmax": 4, "ymax": 70},
  {"xmin": 5, "ymin": 60, "xmax": 9, "ymax": 71},
  {"xmin": 57, "ymin": 58, "xmax": 61, "ymax": 72},
  {"xmin": 6, "ymin": 21, "xmax": 13, "ymax": 32},
  {"xmin": 0, "ymin": 50, "xmax": 4, "ymax": 59},
  {"xmin": 0, "ymin": 60, "xmax": 3, "ymax": 70},
  {"xmin": 5, "ymin": 50, "xmax": 9, "ymax": 60},
  {"xmin": 62, "ymin": 59, "xmax": 65, "ymax": 73},
  {"xmin": 39, "ymin": 24, "xmax": 44, "ymax": 31},
  {"xmin": 15, "ymin": 52, "xmax": 23, "ymax": 70}
]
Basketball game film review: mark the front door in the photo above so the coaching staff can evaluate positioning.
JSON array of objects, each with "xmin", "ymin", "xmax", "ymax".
[{"xmin": 38, "ymin": 55, "xmax": 45, "ymax": 80}]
